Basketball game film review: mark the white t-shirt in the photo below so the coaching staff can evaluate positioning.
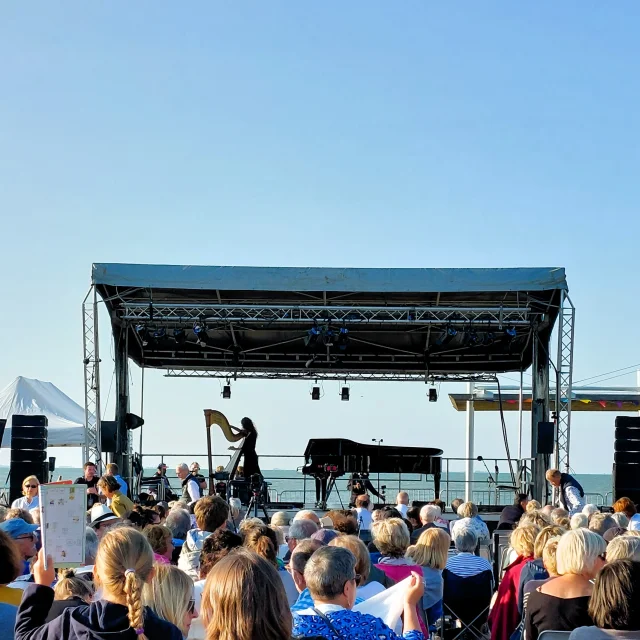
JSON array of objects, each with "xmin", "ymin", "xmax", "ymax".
[
  {"xmin": 356, "ymin": 507, "xmax": 373, "ymax": 531},
  {"xmin": 395, "ymin": 503, "xmax": 408, "ymax": 517}
]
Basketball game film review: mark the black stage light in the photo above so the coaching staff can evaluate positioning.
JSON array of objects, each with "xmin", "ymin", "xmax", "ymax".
[
  {"xmin": 428, "ymin": 387, "xmax": 438, "ymax": 402},
  {"xmin": 222, "ymin": 385, "xmax": 231, "ymax": 399},
  {"xmin": 193, "ymin": 321, "xmax": 209, "ymax": 347},
  {"xmin": 436, "ymin": 324, "xmax": 458, "ymax": 346},
  {"xmin": 173, "ymin": 328, "xmax": 186, "ymax": 345},
  {"xmin": 323, "ymin": 324, "xmax": 335, "ymax": 346},
  {"xmin": 151, "ymin": 328, "xmax": 166, "ymax": 345},
  {"xmin": 135, "ymin": 324, "xmax": 149, "ymax": 347},
  {"xmin": 337, "ymin": 327, "xmax": 350, "ymax": 351},
  {"xmin": 505, "ymin": 326, "xmax": 517, "ymax": 339},
  {"xmin": 304, "ymin": 323, "xmax": 321, "ymax": 348},
  {"xmin": 341, "ymin": 387, "xmax": 350, "ymax": 401},
  {"xmin": 125, "ymin": 412, "xmax": 145, "ymax": 430},
  {"xmin": 311, "ymin": 386, "xmax": 321, "ymax": 400}
]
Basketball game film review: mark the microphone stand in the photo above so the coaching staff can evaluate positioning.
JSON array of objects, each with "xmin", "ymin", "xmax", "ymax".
[{"xmin": 477, "ymin": 456, "xmax": 497, "ymax": 505}]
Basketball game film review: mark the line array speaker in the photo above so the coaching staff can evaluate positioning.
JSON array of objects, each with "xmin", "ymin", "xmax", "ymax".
[
  {"xmin": 613, "ymin": 416, "xmax": 640, "ymax": 504},
  {"xmin": 10, "ymin": 415, "xmax": 49, "ymax": 504}
]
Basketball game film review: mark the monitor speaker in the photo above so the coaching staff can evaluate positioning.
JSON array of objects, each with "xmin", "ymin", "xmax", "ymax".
[
  {"xmin": 10, "ymin": 415, "xmax": 49, "ymax": 503},
  {"xmin": 100, "ymin": 420, "xmax": 118, "ymax": 453},
  {"xmin": 537, "ymin": 421, "xmax": 555, "ymax": 455},
  {"xmin": 613, "ymin": 417, "xmax": 640, "ymax": 504}
]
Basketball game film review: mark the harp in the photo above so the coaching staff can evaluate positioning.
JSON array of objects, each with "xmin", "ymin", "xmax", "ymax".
[{"xmin": 204, "ymin": 410, "xmax": 245, "ymax": 494}]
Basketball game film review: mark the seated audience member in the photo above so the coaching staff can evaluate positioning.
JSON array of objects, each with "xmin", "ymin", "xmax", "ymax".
[
  {"xmin": 604, "ymin": 534, "xmax": 640, "ymax": 562},
  {"xmin": 488, "ymin": 525, "xmax": 538, "ymax": 640},
  {"xmin": 569, "ymin": 559, "xmax": 640, "ymax": 640},
  {"xmin": 612, "ymin": 497, "xmax": 636, "ymax": 521},
  {"xmin": 395, "ymin": 491, "xmax": 410, "ymax": 517},
  {"xmin": 144, "ymin": 525, "xmax": 174, "ymax": 565},
  {"xmin": 154, "ymin": 504, "xmax": 168, "ymax": 524},
  {"xmin": 293, "ymin": 509, "xmax": 321, "ymax": 527},
  {"xmin": 525, "ymin": 529, "xmax": 605, "ymax": 640},
  {"xmin": 551, "ymin": 508, "xmax": 571, "ymax": 528},
  {"xmin": 526, "ymin": 500, "xmax": 542, "ymax": 512},
  {"xmin": 588, "ymin": 513, "xmax": 617, "ymax": 538},
  {"xmin": 143, "ymin": 563, "xmax": 196, "ymax": 638},
  {"xmin": 571, "ymin": 513, "xmax": 589, "ymax": 529},
  {"xmin": 450, "ymin": 498, "xmax": 463, "ymax": 515},
  {"xmin": 15, "ymin": 527, "xmax": 183, "ymax": 640},
  {"xmin": 521, "ymin": 536, "xmax": 561, "ymax": 617},
  {"xmin": 330, "ymin": 534, "xmax": 392, "ymax": 598},
  {"xmin": 292, "ymin": 545, "xmax": 426, "ymax": 640},
  {"xmin": 610, "ymin": 512, "xmax": 629, "ymax": 529},
  {"xmin": 311, "ymin": 528, "xmax": 339, "ymax": 545},
  {"xmin": 285, "ymin": 519, "xmax": 319, "ymax": 562},
  {"xmin": 0, "ymin": 518, "xmax": 38, "ymax": 576},
  {"xmin": 89, "ymin": 504, "xmax": 121, "ymax": 539},
  {"xmin": 74, "ymin": 528, "xmax": 99, "ymax": 579},
  {"xmin": 603, "ymin": 527, "xmax": 626, "ymax": 543},
  {"xmin": 166, "ymin": 507, "xmax": 192, "ymax": 562},
  {"xmin": 272, "ymin": 511, "xmax": 292, "ymax": 527},
  {"xmin": 407, "ymin": 527, "xmax": 450, "ymax": 624},
  {"xmin": 541, "ymin": 504, "xmax": 555, "ymax": 518},
  {"xmin": 354, "ymin": 495, "xmax": 373, "ymax": 531},
  {"xmin": 445, "ymin": 527, "xmax": 492, "ymax": 578},
  {"xmin": 373, "ymin": 518, "xmax": 422, "ymax": 581},
  {"xmin": 497, "ymin": 494, "xmax": 530, "ymax": 530},
  {"xmin": 331, "ymin": 511, "xmax": 359, "ymax": 536},
  {"xmin": 46, "ymin": 569, "xmax": 94, "ymax": 622},
  {"xmin": 432, "ymin": 500, "xmax": 450, "ymax": 530},
  {"xmin": 406, "ymin": 507, "xmax": 421, "ymax": 531},
  {"xmin": 450, "ymin": 502, "xmax": 490, "ymax": 545},
  {"xmin": 201, "ymin": 548, "xmax": 295, "ymax": 640},
  {"xmin": 5, "ymin": 508, "xmax": 34, "ymax": 524},
  {"xmin": 97, "ymin": 475, "xmax": 134, "ymax": 518},
  {"xmin": 583, "ymin": 504, "xmax": 600, "ymax": 518},
  {"xmin": 227, "ymin": 498, "xmax": 242, "ymax": 528},
  {"xmin": 519, "ymin": 511, "xmax": 552, "ymax": 530},
  {"xmin": 410, "ymin": 505, "xmax": 440, "ymax": 544},
  {"xmin": 290, "ymin": 539, "xmax": 323, "ymax": 613},
  {"xmin": 11, "ymin": 476, "xmax": 40, "ymax": 511},
  {"xmin": 178, "ymin": 496, "xmax": 229, "ymax": 579}
]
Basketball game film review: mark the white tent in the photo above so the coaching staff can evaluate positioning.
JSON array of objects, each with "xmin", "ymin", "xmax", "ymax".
[{"xmin": 0, "ymin": 376, "xmax": 86, "ymax": 447}]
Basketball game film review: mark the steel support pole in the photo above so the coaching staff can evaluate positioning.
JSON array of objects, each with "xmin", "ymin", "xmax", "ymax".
[
  {"xmin": 114, "ymin": 328, "xmax": 130, "ymax": 479},
  {"xmin": 531, "ymin": 330, "xmax": 551, "ymax": 503},
  {"xmin": 465, "ymin": 382, "xmax": 475, "ymax": 502}
]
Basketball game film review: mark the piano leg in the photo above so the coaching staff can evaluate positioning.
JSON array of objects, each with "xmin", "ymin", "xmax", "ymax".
[{"xmin": 434, "ymin": 472, "xmax": 441, "ymax": 499}]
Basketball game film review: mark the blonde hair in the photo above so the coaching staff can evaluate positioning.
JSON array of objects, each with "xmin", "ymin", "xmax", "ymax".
[
  {"xmin": 625, "ymin": 529, "xmax": 640, "ymax": 538},
  {"xmin": 22, "ymin": 475, "xmax": 39, "ymax": 496},
  {"xmin": 556, "ymin": 529, "xmax": 606, "ymax": 577},
  {"xmin": 457, "ymin": 502, "xmax": 478, "ymax": 519},
  {"xmin": 526, "ymin": 500, "xmax": 541, "ymax": 513},
  {"xmin": 406, "ymin": 527, "xmax": 450, "ymax": 570},
  {"xmin": 510, "ymin": 525, "xmax": 539, "ymax": 557},
  {"xmin": 606, "ymin": 536, "xmax": 640, "ymax": 563},
  {"xmin": 545, "ymin": 469, "xmax": 561, "ymax": 481},
  {"xmin": 142, "ymin": 564, "xmax": 193, "ymax": 636},
  {"xmin": 371, "ymin": 518, "xmax": 410, "ymax": 558},
  {"xmin": 201, "ymin": 548, "xmax": 292, "ymax": 640},
  {"xmin": 95, "ymin": 527, "xmax": 154, "ymax": 639},
  {"xmin": 542, "ymin": 536, "xmax": 561, "ymax": 576},
  {"xmin": 329, "ymin": 535, "xmax": 371, "ymax": 583},
  {"xmin": 534, "ymin": 526, "xmax": 565, "ymax": 559},
  {"xmin": 519, "ymin": 512, "xmax": 551, "ymax": 529},
  {"xmin": 54, "ymin": 568, "xmax": 94, "ymax": 602}
]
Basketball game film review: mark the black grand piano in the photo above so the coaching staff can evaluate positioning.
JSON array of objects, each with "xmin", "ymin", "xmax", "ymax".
[{"xmin": 302, "ymin": 438, "xmax": 444, "ymax": 502}]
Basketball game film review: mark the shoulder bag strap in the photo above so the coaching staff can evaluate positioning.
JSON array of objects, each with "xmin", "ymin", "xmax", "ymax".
[{"xmin": 312, "ymin": 608, "xmax": 344, "ymax": 640}]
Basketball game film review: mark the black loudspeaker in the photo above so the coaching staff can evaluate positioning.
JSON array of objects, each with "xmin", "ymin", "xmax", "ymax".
[
  {"xmin": 0, "ymin": 419, "xmax": 6, "ymax": 446},
  {"xmin": 100, "ymin": 421, "xmax": 118, "ymax": 453},
  {"xmin": 613, "ymin": 416, "xmax": 640, "ymax": 504},
  {"xmin": 10, "ymin": 415, "xmax": 49, "ymax": 504},
  {"xmin": 537, "ymin": 421, "xmax": 555, "ymax": 455}
]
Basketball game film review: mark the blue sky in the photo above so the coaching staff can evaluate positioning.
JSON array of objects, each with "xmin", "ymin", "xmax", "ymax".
[{"xmin": 1, "ymin": 2, "xmax": 639, "ymax": 473}]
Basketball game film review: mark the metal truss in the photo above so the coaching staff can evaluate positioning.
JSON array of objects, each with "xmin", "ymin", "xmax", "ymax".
[
  {"xmin": 164, "ymin": 368, "xmax": 499, "ymax": 383},
  {"xmin": 121, "ymin": 303, "xmax": 531, "ymax": 326},
  {"xmin": 82, "ymin": 287, "xmax": 102, "ymax": 469},
  {"xmin": 554, "ymin": 292, "xmax": 575, "ymax": 472}
]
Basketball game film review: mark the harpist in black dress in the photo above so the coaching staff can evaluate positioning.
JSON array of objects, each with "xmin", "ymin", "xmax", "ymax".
[{"xmin": 239, "ymin": 417, "xmax": 261, "ymax": 479}]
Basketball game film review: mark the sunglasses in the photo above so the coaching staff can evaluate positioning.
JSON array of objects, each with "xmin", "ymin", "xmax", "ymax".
[
  {"xmin": 24, "ymin": 485, "xmax": 38, "ymax": 489},
  {"xmin": 16, "ymin": 533, "xmax": 36, "ymax": 541}
]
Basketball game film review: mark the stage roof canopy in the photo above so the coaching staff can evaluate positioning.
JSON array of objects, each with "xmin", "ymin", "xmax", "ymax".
[{"xmin": 93, "ymin": 264, "xmax": 568, "ymax": 381}]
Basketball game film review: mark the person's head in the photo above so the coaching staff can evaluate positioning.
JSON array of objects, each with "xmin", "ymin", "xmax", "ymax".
[
  {"xmin": 54, "ymin": 568, "xmax": 94, "ymax": 602},
  {"xmin": 84, "ymin": 461, "xmax": 97, "ymax": 481},
  {"xmin": 611, "ymin": 512, "xmax": 629, "ymax": 529},
  {"xmin": 420, "ymin": 504, "xmax": 441, "ymax": 525},
  {"xmin": 603, "ymin": 527, "xmax": 627, "ymax": 543},
  {"xmin": 287, "ymin": 519, "xmax": 319, "ymax": 552},
  {"xmin": 156, "ymin": 463, "xmax": 167, "ymax": 475},
  {"xmin": 0, "ymin": 505, "xmax": 7, "ymax": 523},
  {"xmin": 523, "ymin": 498, "xmax": 538, "ymax": 512},
  {"xmin": 194, "ymin": 496, "xmax": 229, "ymax": 533},
  {"xmin": 551, "ymin": 508, "xmax": 569, "ymax": 526},
  {"xmin": 97, "ymin": 474, "xmax": 122, "ymax": 499},
  {"xmin": 454, "ymin": 526, "xmax": 478, "ymax": 553},
  {"xmin": 541, "ymin": 504, "xmax": 554, "ymax": 518},
  {"xmin": 329, "ymin": 535, "xmax": 370, "ymax": 586},
  {"xmin": 570, "ymin": 513, "xmax": 588, "ymax": 530},
  {"xmin": 556, "ymin": 528, "xmax": 606, "ymax": 578},
  {"xmin": 396, "ymin": 491, "xmax": 409, "ymax": 506},
  {"xmin": 450, "ymin": 498, "xmax": 463, "ymax": 513},
  {"xmin": 0, "ymin": 517, "xmax": 38, "ymax": 560},
  {"xmin": 589, "ymin": 559, "xmax": 640, "ymax": 631},
  {"xmin": 312, "ymin": 528, "xmax": 339, "ymax": 545},
  {"xmin": 355, "ymin": 495, "xmax": 370, "ymax": 510},
  {"xmin": 0, "ymin": 529, "xmax": 22, "ymax": 586},
  {"xmin": 613, "ymin": 497, "xmax": 637, "ymax": 519},
  {"xmin": 143, "ymin": 563, "xmax": 196, "ymax": 636},
  {"xmin": 94, "ymin": 527, "xmax": 155, "ymax": 639},
  {"xmin": 165, "ymin": 508, "xmax": 191, "ymax": 541},
  {"xmin": 228, "ymin": 497, "xmax": 242, "ymax": 521},
  {"xmin": 199, "ymin": 529, "xmax": 243, "ymax": 579},
  {"xmin": 202, "ymin": 548, "xmax": 291, "ymax": 640},
  {"xmin": 605, "ymin": 535, "xmax": 640, "ymax": 562},
  {"xmin": 144, "ymin": 525, "xmax": 174, "ymax": 561},
  {"xmin": 519, "ymin": 512, "xmax": 551, "ymax": 529},
  {"xmin": 332, "ymin": 512, "xmax": 358, "ymax": 536},
  {"xmin": 589, "ymin": 513, "xmax": 617, "ymax": 537},
  {"xmin": 270, "ymin": 511, "xmax": 291, "ymax": 527},
  {"xmin": 90, "ymin": 504, "xmax": 121, "ymax": 538},
  {"xmin": 85, "ymin": 527, "xmax": 99, "ymax": 566},
  {"xmin": 240, "ymin": 416, "xmax": 257, "ymax": 435},
  {"xmin": 542, "ymin": 536, "xmax": 561, "ymax": 576},
  {"xmin": 406, "ymin": 507, "xmax": 421, "ymax": 529},
  {"xmin": 106, "ymin": 463, "xmax": 119, "ymax": 477},
  {"xmin": 290, "ymin": 539, "xmax": 322, "ymax": 593},
  {"xmin": 190, "ymin": 462, "xmax": 201, "ymax": 474},
  {"xmin": 510, "ymin": 525, "xmax": 539, "ymax": 558},
  {"xmin": 7, "ymin": 507, "xmax": 34, "ymax": 524},
  {"xmin": 293, "ymin": 509, "xmax": 321, "ymax": 527},
  {"xmin": 407, "ymin": 527, "xmax": 450, "ymax": 569},
  {"xmin": 583, "ymin": 504, "xmax": 600, "ymax": 518},
  {"xmin": 545, "ymin": 469, "xmax": 562, "ymax": 487},
  {"xmin": 371, "ymin": 517, "xmax": 410, "ymax": 558},
  {"xmin": 304, "ymin": 545, "xmax": 358, "ymax": 610},
  {"xmin": 457, "ymin": 501, "xmax": 478, "ymax": 519},
  {"xmin": 21, "ymin": 475, "xmax": 40, "ymax": 499},
  {"xmin": 534, "ymin": 526, "xmax": 565, "ymax": 559},
  {"xmin": 242, "ymin": 524, "xmax": 278, "ymax": 567},
  {"xmin": 175, "ymin": 463, "xmax": 189, "ymax": 480}
]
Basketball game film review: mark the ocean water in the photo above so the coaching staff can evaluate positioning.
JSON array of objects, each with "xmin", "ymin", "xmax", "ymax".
[{"xmin": 0, "ymin": 466, "xmax": 614, "ymax": 507}]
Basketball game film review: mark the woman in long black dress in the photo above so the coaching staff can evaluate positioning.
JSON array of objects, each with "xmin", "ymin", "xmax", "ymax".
[{"xmin": 239, "ymin": 417, "xmax": 261, "ymax": 479}]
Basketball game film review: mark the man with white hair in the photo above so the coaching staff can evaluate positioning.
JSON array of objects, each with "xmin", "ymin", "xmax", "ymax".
[
  {"xmin": 546, "ymin": 468, "xmax": 585, "ymax": 516},
  {"xmin": 176, "ymin": 462, "xmax": 202, "ymax": 504},
  {"xmin": 410, "ymin": 504, "xmax": 440, "ymax": 543},
  {"xmin": 445, "ymin": 527, "xmax": 493, "ymax": 581},
  {"xmin": 293, "ymin": 509, "xmax": 321, "ymax": 527},
  {"xmin": 395, "ymin": 491, "xmax": 410, "ymax": 517}
]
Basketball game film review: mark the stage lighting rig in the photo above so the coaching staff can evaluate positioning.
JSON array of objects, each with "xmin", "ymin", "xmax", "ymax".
[
  {"xmin": 193, "ymin": 320, "xmax": 209, "ymax": 347},
  {"xmin": 135, "ymin": 324, "xmax": 149, "ymax": 347},
  {"xmin": 222, "ymin": 384, "xmax": 231, "ymax": 399},
  {"xmin": 428, "ymin": 387, "xmax": 438, "ymax": 402},
  {"xmin": 311, "ymin": 386, "xmax": 321, "ymax": 400},
  {"xmin": 341, "ymin": 386, "xmax": 350, "ymax": 401},
  {"xmin": 173, "ymin": 328, "xmax": 186, "ymax": 345},
  {"xmin": 337, "ymin": 326, "xmax": 350, "ymax": 351},
  {"xmin": 304, "ymin": 322, "xmax": 321, "ymax": 348}
]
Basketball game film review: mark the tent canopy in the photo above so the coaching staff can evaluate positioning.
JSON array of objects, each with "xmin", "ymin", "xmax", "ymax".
[{"xmin": 0, "ymin": 377, "xmax": 86, "ymax": 447}]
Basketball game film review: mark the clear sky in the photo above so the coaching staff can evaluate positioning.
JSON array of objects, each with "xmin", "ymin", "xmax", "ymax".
[{"xmin": 1, "ymin": 2, "xmax": 639, "ymax": 473}]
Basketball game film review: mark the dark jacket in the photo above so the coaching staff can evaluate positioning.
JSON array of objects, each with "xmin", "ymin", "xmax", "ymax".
[
  {"xmin": 16, "ymin": 584, "xmax": 183, "ymax": 640},
  {"xmin": 367, "ymin": 564, "xmax": 396, "ymax": 589},
  {"xmin": 45, "ymin": 597, "xmax": 87, "ymax": 623},
  {"xmin": 410, "ymin": 522, "xmax": 436, "ymax": 544},
  {"xmin": 497, "ymin": 504, "xmax": 525, "ymax": 530},
  {"xmin": 559, "ymin": 473, "xmax": 584, "ymax": 512}
]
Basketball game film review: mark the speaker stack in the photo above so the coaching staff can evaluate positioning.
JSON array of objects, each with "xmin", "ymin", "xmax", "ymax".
[
  {"xmin": 613, "ymin": 416, "xmax": 640, "ymax": 505},
  {"xmin": 10, "ymin": 415, "xmax": 49, "ymax": 504}
]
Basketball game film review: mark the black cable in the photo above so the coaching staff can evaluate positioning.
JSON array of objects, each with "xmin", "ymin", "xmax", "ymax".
[{"xmin": 495, "ymin": 378, "xmax": 517, "ymax": 486}]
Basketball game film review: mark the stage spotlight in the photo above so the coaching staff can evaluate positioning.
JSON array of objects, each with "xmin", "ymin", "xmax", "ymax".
[
  {"xmin": 436, "ymin": 324, "xmax": 458, "ymax": 346},
  {"xmin": 311, "ymin": 386, "xmax": 321, "ymax": 400},
  {"xmin": 222, "ymin": 385, "xmax": 231, "ymax": 399},
  {"xmin": 193, "ymin": 320, "xmax": 209, "ymax": 347},
  {"xmin": 428, "ymin": 387, "xmax": 438, "ymax": 402},
  {"xmin": 151, "ymin": 328, "xmax": 166, "ymax": 345},
  {"xmin": 323, "ymin": 324, "xmax": 335, "ymax": 346},
  {"xmin": 505, "ymin": 326, "xmax": 517, "ymax": 338},
  {"xmin": 135, "ymin": 324, "xmax": 149, "ymax": 347},
  {"xmin": 337, "ymin": 327, "xmax": 350, "ymax": 351},
  {"xmin": 125, "ymin": 412, "xmax": 145, "ymax": 430},
  {"xmin": 173, "ymin": 328, "xmax": 186, "ymax": 345},
  {"xmin": 341, "ymin": 386, "xmax": 350, "ymax": 401},
  {"xmin": 304, "ymin": 322, "xmax": 321, "ymax": 348}
]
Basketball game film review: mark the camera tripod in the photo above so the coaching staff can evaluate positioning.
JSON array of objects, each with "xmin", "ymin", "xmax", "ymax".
[{"xmin": 243, "ymin": 479, "xmax": 271, "ymax": 522}]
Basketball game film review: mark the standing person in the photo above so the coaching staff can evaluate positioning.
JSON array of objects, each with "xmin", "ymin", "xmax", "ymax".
[
  {"xmin": 546, "ymin": 469, "xmax": 585, "ymax": 516},
  {"xmin": 153, "ymin": 464, "xmax": 176, "ymax": 501},
  {"xmin": 189, "ymin": 463, "xmax": 207, "ymax": 494},
  {"xmin": 74, "ymin": 462, "xmax": 100, "ymax": 509},
  {"xmin": 347, "ymin": 473, "xmax": 384, "ymax": 507},
  {"xmin": 238, "ymin": 417, "xmax": 261, "ymax": 479},
  {"xmin": 395, "ymin": 491, "xmax": 410, "ymax": 517},
  {"xmin": 96, "ymin": 476, "xmax": 134, "ymax": 518},
  {"xmin": 105, "ymin": 463, "xmax": 129, "ymax": 499},
  {"xmin": 175, "ymin": 464, "xmax": 202, "ymax": 504}
]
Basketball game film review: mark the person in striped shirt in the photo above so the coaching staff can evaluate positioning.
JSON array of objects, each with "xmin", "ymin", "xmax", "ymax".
[{"xmin": 445, "ymin": 527, "xmax": 493, "ymax": 584}]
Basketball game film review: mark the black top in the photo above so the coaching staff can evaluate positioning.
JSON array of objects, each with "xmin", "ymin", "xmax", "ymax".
[
  {"xmin": 525, "ymin": 588, "xmax": 592, "ymax": 640},
  {"xmin": 242, "ymin": 430, "xmax": 261, "ymax": 478},
  {"xmin": 45, "ymin": 597, "xmax": 87, "ymax": 623},
  {"xmin": 410, "ymin": 522, "xmax": 437, "ymax": 544},
  {"xmin": 498, "ymin": 504, "xmax": 524, "ymax": 529},
  {"xmin": 74, "ymin": 476, "xmax": 100, "ymax": 508}
]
